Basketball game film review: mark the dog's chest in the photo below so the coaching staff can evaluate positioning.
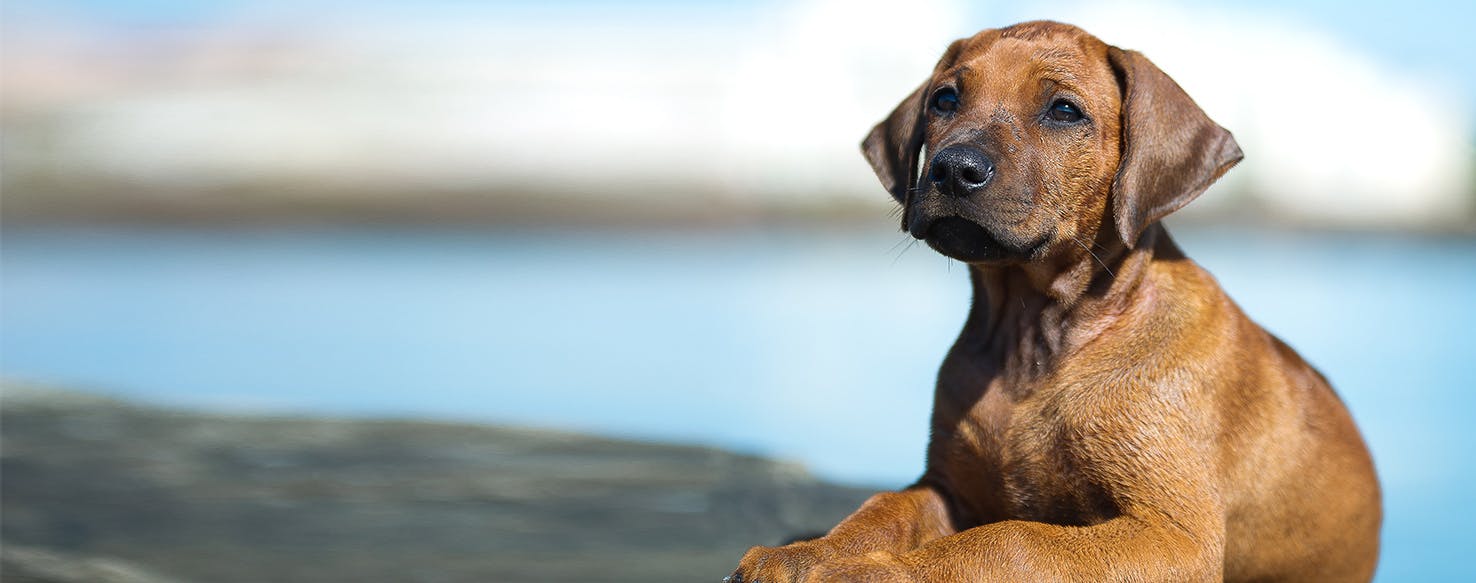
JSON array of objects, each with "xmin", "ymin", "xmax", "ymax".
[{"xmin": 932, "ymin": 379, "xmax": 1117, "ymax": 527}]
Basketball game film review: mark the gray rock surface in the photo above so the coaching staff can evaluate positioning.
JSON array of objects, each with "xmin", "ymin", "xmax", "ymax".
[
  {"xmin": 0, "ymin": 387, "xmax": 876, "ymax": 582},
  {"xmin": 1, "ymin": 545, "xmax": 185, "ymax": 583}
]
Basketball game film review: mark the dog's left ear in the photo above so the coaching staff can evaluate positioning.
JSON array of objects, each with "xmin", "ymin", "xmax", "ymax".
[
  {"xmin": 861, "ymin": 82, "xmax": 929, "ymax": 204},
  {"xmin": 1108, "ymin": 47, "xmax": 1243, "ymax": 247}
]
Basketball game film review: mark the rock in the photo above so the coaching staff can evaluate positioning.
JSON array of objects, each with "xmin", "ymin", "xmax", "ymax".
[
  {"xmin": 0, "ymin": 386, "xmax": 874, "ymax": 582},
  {"xmin": 1, "ymin": 545, "xmax": 186, "ymax": 583}
]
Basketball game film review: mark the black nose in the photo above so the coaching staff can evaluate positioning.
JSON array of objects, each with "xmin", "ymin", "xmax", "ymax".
[{"xmin": 928, "ymin": 145, "xmax": 995, "ymax": 197}]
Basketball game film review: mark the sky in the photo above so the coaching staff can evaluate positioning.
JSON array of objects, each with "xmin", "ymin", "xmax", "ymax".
[{"xmin": 23, "ymin": 0, "xmax": 1473, "ymax": 102}]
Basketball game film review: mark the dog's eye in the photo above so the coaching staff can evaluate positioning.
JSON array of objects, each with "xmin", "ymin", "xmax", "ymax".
[
  {"xmin": 931, "ymin": 88, "xmax": 959, "ymax": 114},
  {"xmin": 1047, "ymin": 99, "xmax": 1083, "ymax": 123}
]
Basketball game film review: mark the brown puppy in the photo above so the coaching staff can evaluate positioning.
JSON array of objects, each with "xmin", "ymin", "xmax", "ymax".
[{"xmin": 728, "ymin": 21, "xmax": 1380, "ymax": 583}]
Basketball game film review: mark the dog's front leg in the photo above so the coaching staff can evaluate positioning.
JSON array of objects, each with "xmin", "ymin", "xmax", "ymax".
[
  {"xmin": 804, "ymin": 514, "xmax": 1224, "ymax": 583},
  {"xmin": 727, "ymin": 484, "xmax": 955, "ymax": 583}
]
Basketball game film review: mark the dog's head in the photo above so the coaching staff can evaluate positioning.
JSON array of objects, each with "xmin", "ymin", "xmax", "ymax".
[{"xmin": 862, "ymin": 21, "xmax": 1241, "ymax": 264}]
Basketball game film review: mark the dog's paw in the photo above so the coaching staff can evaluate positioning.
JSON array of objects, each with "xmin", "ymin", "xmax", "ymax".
[
  {"xmin": 726, "ymin": 541, "xmax": 829, "ymax": 583},
  {"xmin": 801, "ymin": 552, "xmax": 915, "ymax": 583}
]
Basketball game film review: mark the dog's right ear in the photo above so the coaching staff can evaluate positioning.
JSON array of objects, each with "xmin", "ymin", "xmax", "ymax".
[
  {"xmin": 1107, "ymin": 47, "xmax": 1242, "ymax": 247},
  {"xmin": 861, "ymin": 82, "xmax": 929, "ymax": 204}
]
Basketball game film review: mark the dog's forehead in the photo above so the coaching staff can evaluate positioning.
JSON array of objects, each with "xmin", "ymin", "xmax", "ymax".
[
  {"xmin": 953, "ymin": 38, "xmax": 1100, "ymax": 87},
  {"xmin": 936, "ymin": 24, "xmax": 1112, "ymax": 98}
]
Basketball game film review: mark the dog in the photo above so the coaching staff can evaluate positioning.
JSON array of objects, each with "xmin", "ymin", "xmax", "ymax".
[{"xmin": 727, "ymin": 21, "xmax": 1380, "ymax": 583}]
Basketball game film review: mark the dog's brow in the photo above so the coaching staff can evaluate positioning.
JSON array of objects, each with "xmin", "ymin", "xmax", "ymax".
[
  {"xmin": 952, "ymin": 65, "xmax": 972, "ymax": 85},
  {"xmin": 1032, "ymin": 47, "xmax": 1081, "ymax": 83},
  {"xmin": 1035, "ymin": 64, "xmax": 1081, "ymax": 94},
  {"xmin": 1033, "ymin": 46, "xmax": 1077, "ymax": 63}
]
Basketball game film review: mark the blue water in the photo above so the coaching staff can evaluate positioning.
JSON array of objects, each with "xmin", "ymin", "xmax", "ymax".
[{"xmin": 2, "ymin": 225, "xmax": 1473, "ymax": 581}]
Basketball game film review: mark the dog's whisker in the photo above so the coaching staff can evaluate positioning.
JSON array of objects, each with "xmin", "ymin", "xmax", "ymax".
[
  {"xmin": 891, "ymin": 238, "xmax": 920, "ymax": 265},
  {"xmin": 1073, "ymin": 235, "xmax": 1115, "ymax": 277},
  {"xmin": 886, "ymin": 234, "xmax": 911, "ymax": 255}
]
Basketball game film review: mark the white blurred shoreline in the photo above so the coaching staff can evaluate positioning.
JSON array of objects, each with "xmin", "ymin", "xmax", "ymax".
[{"xmin": 3, "ymin": 191, "xmax": 1473, "ymax": 238}]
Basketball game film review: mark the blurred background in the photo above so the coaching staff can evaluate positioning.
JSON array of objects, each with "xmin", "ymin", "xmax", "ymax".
[{"xmin": 2, "ymin": 0, "xmax": 1473, "ymax": 581}]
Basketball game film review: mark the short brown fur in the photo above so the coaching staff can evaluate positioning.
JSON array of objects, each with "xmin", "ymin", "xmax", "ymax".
[{"xmin": 729, "ymin": 21, "xmax": 1379, "ymax": 583}]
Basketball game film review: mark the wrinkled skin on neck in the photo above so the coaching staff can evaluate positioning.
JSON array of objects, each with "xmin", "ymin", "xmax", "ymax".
[{"xmin": 958, "ymin": 219, "xmax": 1168, "ymax": 383}]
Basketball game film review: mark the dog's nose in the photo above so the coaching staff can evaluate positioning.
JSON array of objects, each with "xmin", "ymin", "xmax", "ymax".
[{"xmin": 928, "ymin": 145, "xmax": 995, "ymax": 197}]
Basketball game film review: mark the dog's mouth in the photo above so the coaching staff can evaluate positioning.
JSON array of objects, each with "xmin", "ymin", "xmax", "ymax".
[{"xmin": 912, "ymin": 216, "xmax": 1049, "ymax": 263}]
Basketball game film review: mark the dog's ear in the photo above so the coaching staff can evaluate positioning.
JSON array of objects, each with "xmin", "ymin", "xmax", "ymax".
[
  {"xmin": 1108, "ymin": 47, "xmax": 1243, "ymax": 247},
  {"xmin": 862, "ymin": 39, "xmax": 967, "ymax": 206},
  {"xmin": 861, "ymin": 82, "xmax": 929, "ymax": 204}
]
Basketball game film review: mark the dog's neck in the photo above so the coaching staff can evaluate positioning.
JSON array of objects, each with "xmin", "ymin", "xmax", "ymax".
[{"xmin": 960, "ymin": 223, "xmax": 1176, "ymax": 377}]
